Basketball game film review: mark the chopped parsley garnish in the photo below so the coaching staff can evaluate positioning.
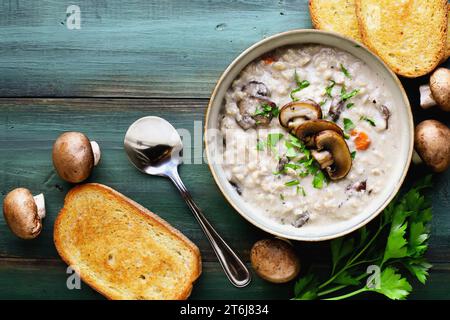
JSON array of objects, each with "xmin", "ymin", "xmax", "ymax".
[
  {"xmin": 340, "ymin": 63, "xmax": 351, "ymax": 78},
  {"xmin": 297, "ymin": 185, "xmax": 306, "ymax": 196},
  {"xmin": 284, "ymin": 163, "xmax": 302, "ymax": 171},
  {"xmin": 285, "ymin": 179, "xmax": 300, "ymax": 187},
  {"xmin": 287, "ymin": 134, "xmax": 305, "ymax": 149},
  {"xmin": 256, "ymin": 139, "xmax": 265, "ymax": 151},
  {"xmin": 267, "ymin": 133, "xmax": 284, "ymax": 147},
  {"xmin": 360, "ymin": 116, "xmax": 376, "ymax": 127},
  {"xmin": 341, "ymin": 87, "xmax": 360, "ymax": 101},
  {"xmin": 291, "ymin": 70, "xmax": 310, "ymax": 101},
  {"xmin": 346, "ymin": 103, "xmax": 355, "ymax": 109},
  {"xmin": 351, "ymin": 151, "xmax": 356, "ymax": 159},
  {"xmin": 325, "ymin": 80, "xmax": 336, "ymax": 97},
  {"xmin": 312, "ymin": 170, "xmax": 326, "ymax": 189},
  {"xmin": 319, "ymin": 100, "xmax": 327, "ymax": 107},
  {"xmin": 344, "ymin": 133, "xmax": 350, "ymax": 140},
  {"xmin": 254, "ymin": 103, "xmax": 279, "ymax": 118},
  {"xmin": 279, "ymin": 193, "xmax": 285, "ymax": 201},
  {"xmin": 285, "ymin": 145, "xmax": 299, "ymax": 158},
  {"xmin": 271, "ymin": 134, "xmax": 328, "ymax": 190},
  {"xmin": 343, "ymin": 118, "xmax": 356, "ymax": 132}
]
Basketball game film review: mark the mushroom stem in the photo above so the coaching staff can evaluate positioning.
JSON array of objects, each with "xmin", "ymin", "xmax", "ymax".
[
  {"xmin": 90, "ymin": 141, "xmax": 101, "ymax": 166},
  {"xmin": 33, "ymin": 193, "xmax": 46, "ymax": 219},
  {"xmin": 419, "ymin": 84, "xmax": 436, "ymax": 109},
  {"xmin": 412, "ymin": 150, "xmax": 423, "ymax": 165}
]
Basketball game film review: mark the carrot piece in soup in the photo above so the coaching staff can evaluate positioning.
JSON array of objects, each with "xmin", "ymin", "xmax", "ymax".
[{"xmin": 351, "ymin": 130, "xmax": 371, "ymax": 150}]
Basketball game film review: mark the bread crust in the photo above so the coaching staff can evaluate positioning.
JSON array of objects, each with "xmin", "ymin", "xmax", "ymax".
[
  {"xmin": 309, "ymin": 0, "xmax": 362, "ymax": 42},
  {"xmin": 54, "ymin": 183, "xmax": 202, "ymax": 300},
  {"xmin": 355, "ymin": 0, "xmax": 447, "ymax": 78}
]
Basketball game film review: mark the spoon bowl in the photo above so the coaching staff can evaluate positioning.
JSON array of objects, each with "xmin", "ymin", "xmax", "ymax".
[{"xmin": 124, "ymin": 116, "xmax": 183, "ymax": 176}]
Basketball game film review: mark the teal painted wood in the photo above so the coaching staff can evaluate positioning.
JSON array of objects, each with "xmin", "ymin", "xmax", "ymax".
[
  {"xmin": 0, "ymin": 0, "xmax": 450, "ymax": 300},
  {"xmin": 0, "ymin": 99, "xmax": 450, "ymax": 299},
  {"xmin": 0, "ymin": 0, "xmax": 312, "ymax": 98}
]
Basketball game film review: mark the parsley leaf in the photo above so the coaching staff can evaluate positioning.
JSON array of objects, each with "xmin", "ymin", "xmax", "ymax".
[
  {"xmin": 360, "ymin": 116, "xmax": 376, "ymax": 127},
  {"xmin": 325, "ymin": 80, "xmax": 336, "ymax": 97},
  {"xmin": 351, "ymin": 151, "xmax": 356, "ymax": 159},
  {"xmin": 267, "ymin": 133, "xmax": 284, "ymax": 147},
  {"xmin": 290, "ymin": 70, "xmax": 310, "ymax": 101},
  {"xmin": 331, "ymin": 237, "xmax": 355, "ymax": 274},
  {"xmin": 346, "ymin": 103, "xmax": 355, "ymax": 109},
  {"xmin": 313, "ymin": 170, "xmax": 326, "ymax": 189},
  {"xmin": 403, "ymin": 258, "xmax": 432, "ymax": 284},
  {"xmin": 333, "ymin": 270, "xmax": 360, "ymax": 286},
  {"xmin": 341, "ymin": 87, "xmax": 360, "ymax": 101},
  {"xmin": 254, "ymin": 103, "xmax": 279, "ymax": 118},
  {"xmin": 293, "ymin": 274, "xmax": 319, "ymax": 300},
  {"xmin": 370, "ymin": 267, "xmax": 412, "ymax": 300},
  {"xmin": 343, "ymin": 118, "xmax": 355, "ymax": 132},
  {"xmin": 285, "ymin": 179, "xmax": 300, "ymax": 187},
  {"xmin": 340, "ymin": 63, "xmax": 351, "ymax": 78}
]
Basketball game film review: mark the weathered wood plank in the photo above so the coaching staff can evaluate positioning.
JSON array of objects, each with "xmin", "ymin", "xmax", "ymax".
[
  {"xmin": 0, "ymin": 0, "xmax": 312, "ymax": 98},
  {"xmin": 0, "ymin": 258, "xmax": 449, "ymax": 300}
]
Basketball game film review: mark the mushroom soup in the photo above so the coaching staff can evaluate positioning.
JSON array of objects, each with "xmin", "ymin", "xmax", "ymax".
[{"xmin": 219, "ymin": 44, "xmax": 399, "ymax": 230}]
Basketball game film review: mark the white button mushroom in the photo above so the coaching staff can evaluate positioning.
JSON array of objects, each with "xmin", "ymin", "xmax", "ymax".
[
  {"xmin": 414, "ymin": 120, "xmax": 450, "ymax": 172},
  {"xmin": 3, "ymin": 188, "xmax": 46, "ymax": 239},
  {"xmin": 419, "ymin": 68, "xmax": 450, "ymax": 111},
  {"xmin": 250, "ymin": 238, "xmax": 300, "ymax": 283},
  {"xmin": 52, "ymin": 132, "xmax": 101, "ymax": 183}
]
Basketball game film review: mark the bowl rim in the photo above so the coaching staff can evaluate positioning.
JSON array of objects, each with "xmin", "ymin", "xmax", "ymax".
[{"xmin": 204, "ymin": 29, "xmax": 414, "ymax": 241}]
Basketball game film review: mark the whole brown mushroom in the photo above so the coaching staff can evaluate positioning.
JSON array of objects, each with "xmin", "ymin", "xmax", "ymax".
[
  {"xmin": 250, "ymin": 239, "xmax": 300, "ymax": 283},
  {"xmin": 52, "ymin": 132, "xmax": 101, "ymax": 183},
  {"xmin": 419, "ymin": 68, "xmax": 450, "ymax": 112},
  {"xmin": 3, "ymin": 188, "xmax": 46, "ymax": 239},
  {"xmin": 414, "ymin": 120, "xmax": 450, "ymax": 172}
]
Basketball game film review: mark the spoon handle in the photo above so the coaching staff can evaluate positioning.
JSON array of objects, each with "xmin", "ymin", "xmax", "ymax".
[{"xmin": 168, "ymin": 168, "xmax": 251, "ymax": 288}]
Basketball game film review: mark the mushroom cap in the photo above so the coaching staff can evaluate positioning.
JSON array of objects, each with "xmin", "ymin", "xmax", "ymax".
[
  {"xmin": 250, "ymin": 239, "xmax": 300, "ymax": 283},
  {"xmin": 52, "ymin": 132, "xmax": 95, "ymax": 183},
  {"xmin": 3, "ymin": 188, "xmax": 42, "ymax": 239},
  {"xmin": 415, "ymin": 120, "xmax": 450, "ymax": 172},
  {"xmin": 315, "ymin": 130, "xmax": 352, "ymax": 180},
  {"xmin": 242, "ymin": 81, "xmax": 270, "ymax": 98},
  {"xmin": 430, "ymin": 68, "xmax": 450, "ymax": 112},
  {"xmin": 295, "ymin": 119, "xmax": 343, "ymax": 143},
  {"xmin": 278, "ymin": 100, "xmax": 322, "ymax": 129}
]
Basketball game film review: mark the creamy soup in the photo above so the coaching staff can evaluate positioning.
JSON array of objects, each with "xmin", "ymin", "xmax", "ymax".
[{"xmin": 219, "ymin": 44, "xmax": 399, "ymax": 230}]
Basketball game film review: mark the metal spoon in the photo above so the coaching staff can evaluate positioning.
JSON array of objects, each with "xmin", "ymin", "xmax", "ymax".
[{"xmin": 124, "ymin": 116, "xmax": 251, "ymax": 288}]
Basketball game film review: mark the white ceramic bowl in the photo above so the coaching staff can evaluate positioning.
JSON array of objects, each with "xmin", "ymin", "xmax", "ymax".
[{"xmin": 204, "ymin": 30, "xmax": 413, "ymax": 241}]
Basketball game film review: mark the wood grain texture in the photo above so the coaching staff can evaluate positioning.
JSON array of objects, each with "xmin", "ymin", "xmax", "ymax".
[
  {"xmin": 1, "ymin": 0, "xmax": 450, "ymax": 300},
  {"xmin": 0, "ymin": 0, "xmax": 311, "ymax": 98}
]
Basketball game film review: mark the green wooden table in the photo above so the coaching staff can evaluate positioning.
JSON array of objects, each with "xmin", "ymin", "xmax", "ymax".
[{"xmin": 0, "ymin": 0, "xmax": 449, "ymax": 300}]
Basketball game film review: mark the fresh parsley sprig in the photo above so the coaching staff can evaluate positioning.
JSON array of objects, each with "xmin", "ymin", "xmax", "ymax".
[{"xmin": 293, "ymin": 175, "xmax": 433, "ymax": 300}]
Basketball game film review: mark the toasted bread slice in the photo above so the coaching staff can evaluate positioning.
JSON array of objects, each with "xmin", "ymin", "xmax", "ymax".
[
  {"xmin": 356, "ymin": 0, "xmax": 447, "ymax": 77},
  {"xmin": 309, "ymin": 0, "xmax": 362, "ymax": 42},
  {"xmin": 54, "ymin": 183, "xmax": 201, "ymax": 300}
]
